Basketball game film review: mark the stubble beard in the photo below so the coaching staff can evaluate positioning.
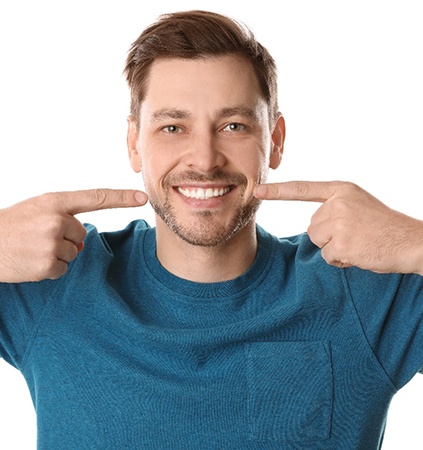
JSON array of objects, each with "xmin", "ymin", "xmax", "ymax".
[{"xmin": 149, "ymin": 170, "xmax": 262, "ymax": 247}]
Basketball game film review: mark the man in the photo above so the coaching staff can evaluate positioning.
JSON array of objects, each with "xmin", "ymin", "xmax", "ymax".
[{"xmin": 0, "ymin": 9, "xmax": 422, "ymax": 449}]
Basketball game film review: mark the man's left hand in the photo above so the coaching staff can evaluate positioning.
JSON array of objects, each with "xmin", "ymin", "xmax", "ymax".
[{"xmin": 254, "ymin": 181, "xmax": 423, "ymax": 275}]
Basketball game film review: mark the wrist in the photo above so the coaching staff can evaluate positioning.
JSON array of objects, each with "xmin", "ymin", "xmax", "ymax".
[{"xmin": 408, "ymin": 219, "xmax": 423, "ymax": 276}]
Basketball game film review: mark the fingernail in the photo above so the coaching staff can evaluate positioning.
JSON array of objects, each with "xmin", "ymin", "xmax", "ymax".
[
  {"xmin": 135, "ymin": 191, "xmax": 148, "ymax": 204},
  {"xmin": 254, "ymin": 185, "xmax": 266, "ymax": 198}
]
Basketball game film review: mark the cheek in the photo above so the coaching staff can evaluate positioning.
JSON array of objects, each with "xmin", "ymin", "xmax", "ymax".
[
  {"xmin": 243, "ymin": 152, "xmax": 269, "ymax": 183},
  {"xmin": 256, "ymin": 142, "xmax": 275, "ymax": 182},
  {"xmin": 140, "ymin": 164, "xmax": 160, "ymax": 193},
  {"xmin": 238, "ymin": 159, "xmax": 269, "ymax": 200},
  {"xmin": 140, "ymin": 154, "xmax": 173, "ymax": 198},
  {"xmin": 138, "ymin": 152, "xmax": 156, "ymax": 190}
]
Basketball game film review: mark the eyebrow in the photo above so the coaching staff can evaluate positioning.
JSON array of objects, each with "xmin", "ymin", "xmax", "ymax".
[
  {"xmin": 151, "ymin": 108, "xmax": 191, "ymax": 122},
  {"xmin": 216, "ymin": 106, "xmax": 259, "ymax": 121},
  {"xmin": 150, "ymin": 106, "xmax": 259, "ymax": 122}
]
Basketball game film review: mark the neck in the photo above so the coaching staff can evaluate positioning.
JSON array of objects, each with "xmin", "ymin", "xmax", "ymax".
[{"xmin": 155, "ymin": 220, "xmax": 258, "ymax": 283}]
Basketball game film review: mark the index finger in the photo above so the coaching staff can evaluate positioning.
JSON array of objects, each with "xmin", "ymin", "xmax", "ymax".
[
  {"xmin": 254, "ymin": 181, "xmax": 342, "ymax": 202},
  {"xmin": 57, "ymin": 189, "xmax": 148, "ymax": 215}
]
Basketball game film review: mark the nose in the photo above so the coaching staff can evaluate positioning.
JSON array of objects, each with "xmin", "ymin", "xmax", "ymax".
[{"xmin": 182, "ymin": 132, "xmax": 226, "ymax": 173}]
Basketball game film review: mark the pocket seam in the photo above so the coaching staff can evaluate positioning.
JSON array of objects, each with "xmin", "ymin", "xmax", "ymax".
[{"xmin": 246, "ymin": 341, "xmax": 333, "ymax": 443}]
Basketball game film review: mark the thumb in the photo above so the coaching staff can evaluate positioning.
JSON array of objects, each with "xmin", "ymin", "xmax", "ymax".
[{"xmin": 57, "ymin": 189, "xmax": 148, "ymax": 215}]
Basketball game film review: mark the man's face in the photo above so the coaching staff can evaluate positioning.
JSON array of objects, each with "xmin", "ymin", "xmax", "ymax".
[{"xmin": 128, "ymin": 55, "xmax": 283, "ymax": 247}]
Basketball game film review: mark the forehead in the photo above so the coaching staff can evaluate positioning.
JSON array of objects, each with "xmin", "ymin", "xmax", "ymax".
[{"xmin": 141, "ymin": 55, "xmax": 267, "ymax": 116}]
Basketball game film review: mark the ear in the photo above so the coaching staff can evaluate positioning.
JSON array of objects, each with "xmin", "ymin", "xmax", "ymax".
[
  {"xmin": 269, "ymin": 113, "xmax": 285, "ymax": 170},
  {"xmin": 127, "ymin": 115, "xmax": 142, "ymax": 173}
]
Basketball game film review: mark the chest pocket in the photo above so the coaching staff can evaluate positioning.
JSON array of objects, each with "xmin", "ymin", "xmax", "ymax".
[{"xmin": 245, "ymin": 341, "xmax": 333, "ymax": 443}]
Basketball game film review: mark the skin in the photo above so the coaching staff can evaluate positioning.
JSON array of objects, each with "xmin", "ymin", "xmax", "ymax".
[
  {"xmin": 0, "ymin": 189, "xmax": 147, "ymax": 282},
  {"xmin": 0, "ymin": 57, "xmax": 422, "ymax": 283},
  {"xmin": 127, "ymin": 55, "xmax": 285, "ymax": 282},
  {"xmin": 254, "ymin": 181, "xmax": 423, "ymax": 275}
]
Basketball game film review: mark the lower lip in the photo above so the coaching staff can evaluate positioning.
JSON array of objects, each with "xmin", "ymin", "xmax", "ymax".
[{"xmin": 174, "ymin": 188, "xmax": 233, "ymax": 209}]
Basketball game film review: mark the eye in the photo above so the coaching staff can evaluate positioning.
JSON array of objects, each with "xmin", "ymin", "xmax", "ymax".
[
  {"xmin": 162, "ymin": 125, "xmax": 183, "ymax": 134},
  {"xmin": 222, "ymin": 122, "xmax": 246, "ymax": 132}
]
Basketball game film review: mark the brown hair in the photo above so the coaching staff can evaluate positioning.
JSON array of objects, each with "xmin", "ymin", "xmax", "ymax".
[{"xmin": 124, "ymin": 10, "xmax": 278, "ymax": 127}]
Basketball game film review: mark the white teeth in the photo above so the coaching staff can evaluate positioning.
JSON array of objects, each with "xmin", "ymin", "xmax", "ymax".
[{"xmin": 178, "ymin": 186, "xmax": 230, "ymax": 200}]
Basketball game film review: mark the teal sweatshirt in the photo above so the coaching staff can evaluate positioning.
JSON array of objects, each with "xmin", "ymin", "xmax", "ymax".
[{"xmin": 1, "ymin": 221, "xmax": 422, "ymax": 449}]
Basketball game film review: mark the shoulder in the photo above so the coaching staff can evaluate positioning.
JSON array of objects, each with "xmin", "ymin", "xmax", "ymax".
[
  {"xmin": 259, "ymin": 226, "xmax": 324, "ymax": 261},
  {"xmin": 257, "ymin": 226, "xmax": 347, "ymax": 301},
  {"xmin": 83, "ymin": 219, "xmax": 152, "ymax": 254},
  {"xmin": 62, "ymin": 219, "xmax": 153, "ymax": 279},
  {"xmin": 260, "ymin": 226, "xmax": 337, "ymax": 276},
  {"xmin": 261, "ymin": 226, "xmax": 422, "ymax": 302}
]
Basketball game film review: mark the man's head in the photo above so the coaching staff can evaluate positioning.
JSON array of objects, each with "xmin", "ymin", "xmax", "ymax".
[
  {"xmin": 124, "ymin": 10, "xmax": 279, "ymax": 129},
  {"xmin": 125, "ymin": 11, "xmax": 285, "ymax": 248}
]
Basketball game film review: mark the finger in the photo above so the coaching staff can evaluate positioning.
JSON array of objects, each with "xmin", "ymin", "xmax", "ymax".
[
  {"xmin": 63, "ymin": 217, "xmax": 87, "ymax": 246},
  {"xmin": 47, "ymin": 260, "xmax": 69, "ymax": 280},
  {"xmin": 56, "ymin": 240, "xmax": 80, "ymax": 263},
  {"xmin": 320, "ymin": 243, "xmax": 352, "ymax": 269},
  {"xmin": 307, "ymin": 221, "xmax": 332, "ymax": 249},
  {"xmin": 56, "ymin": 189, "xmax": 148, "ymax": 215},
  {"xmin": 254, "ymin": 181, "xmax": 342, "ymax": 202}
]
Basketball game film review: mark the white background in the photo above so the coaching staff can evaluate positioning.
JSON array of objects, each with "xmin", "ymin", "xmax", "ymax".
[{"xmin": 0, "ymin": 0, "xmax": 422, "ymax": 448}]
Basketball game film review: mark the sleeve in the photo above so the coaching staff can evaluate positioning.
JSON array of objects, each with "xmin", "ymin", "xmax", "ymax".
[
  {"xmin": 0, "ymin": 278, "xmax": 63, "ymax": 370},
  {"xmin": 343, "ymin": 267, "xmax": 423, "ymax": 390},
  {"xmin": 0, "ymin": 222, "xmax": 123, "ymax": 371}
]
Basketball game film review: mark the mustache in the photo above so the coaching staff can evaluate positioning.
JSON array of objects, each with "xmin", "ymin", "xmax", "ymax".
[{"xmin": 163, "ymin": 170, "xmax": 248, "ymax": 187}]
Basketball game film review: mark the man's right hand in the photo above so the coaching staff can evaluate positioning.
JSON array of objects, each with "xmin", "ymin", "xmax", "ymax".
[{"xmin": 0, "ymin": 189, "xmax": 148, "ymax": 283}]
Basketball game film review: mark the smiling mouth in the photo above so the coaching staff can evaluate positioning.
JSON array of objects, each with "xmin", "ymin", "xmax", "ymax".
[{"xmin": 177, "ymin": 186, "xmax": 231, "ymax": 200}]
